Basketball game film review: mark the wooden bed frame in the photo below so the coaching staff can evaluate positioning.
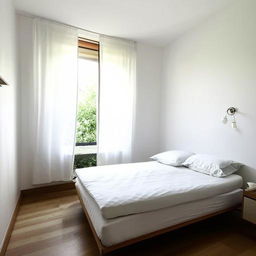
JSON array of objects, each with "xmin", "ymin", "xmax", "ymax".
[{"xmin": 76, "ymin": 186, "xmax": 240, "ymax": 255}]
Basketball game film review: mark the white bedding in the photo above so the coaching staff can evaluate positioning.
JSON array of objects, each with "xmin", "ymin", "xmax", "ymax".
[
  {"xmin": 76, "ymin": 161, "xmax": 242, "ymax": 219},
  {"xmin": 76, "ymin": 179, "xmax": 243, "ymax": 246}
]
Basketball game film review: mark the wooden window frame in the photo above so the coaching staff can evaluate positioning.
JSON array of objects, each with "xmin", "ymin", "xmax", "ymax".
[{"xmin": 78, "ymin": 39, "xmax": 99, "ymax": 51}]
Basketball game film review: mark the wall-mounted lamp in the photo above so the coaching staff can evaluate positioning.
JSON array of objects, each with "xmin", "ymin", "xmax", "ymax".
[
  {"xmin": 222, "ymin": 107, "xmax": 237, "ymax": 129},
  {"xmin": 0, "ymin": 76, "xmax": 8, "ymax": 87}
]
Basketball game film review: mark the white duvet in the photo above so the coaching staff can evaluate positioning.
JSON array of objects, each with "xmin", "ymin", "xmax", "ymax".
[{"xmin": 76, "ymin": 161, "xmax": 242, "ymax": 219}]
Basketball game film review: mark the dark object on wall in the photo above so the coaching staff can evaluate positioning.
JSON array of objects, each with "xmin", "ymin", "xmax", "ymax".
[
  {"xmin": 227, "ymin": 107, "xmax": 237, "ymax": 116},
  {"xmin": 0, "ymin": 76, "xmax": 8, "ymax": 87}
]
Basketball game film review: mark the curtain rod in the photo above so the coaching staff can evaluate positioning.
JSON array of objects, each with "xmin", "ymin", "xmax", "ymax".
[{"xmin": 16, "ymin": 10, "xmax": 136, "ymax": 43}]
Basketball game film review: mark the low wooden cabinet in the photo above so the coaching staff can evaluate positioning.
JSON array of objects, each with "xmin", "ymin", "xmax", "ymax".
[{"xmin": 243, "ymin": 190, "xmax": 256, "ymax": 224}]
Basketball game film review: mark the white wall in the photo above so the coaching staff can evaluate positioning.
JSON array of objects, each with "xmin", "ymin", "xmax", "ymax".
[
  {"xmin": 17, "ymin": 14, "xmax": 34, "ymax": 189},
  {"xmin": 133, "ymin": 43, "xmax": 163, "ymax": 162},
  {"xmin": 161, "ymin": 0, "xmax": 256, "ymax": 184},
  {"xmin": 0, "ymin": 0, "xmax": 19, "ymax": 250}
]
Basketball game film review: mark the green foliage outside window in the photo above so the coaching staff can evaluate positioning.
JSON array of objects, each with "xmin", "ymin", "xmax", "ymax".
[
  {"xmin": 76, "ymin": 90, "xmax": 97, "ymax": 143},
  {"xmin": 74, "ymin": 154, "xmax": 97, "ymax": 169},
  {"xmin": 74, "ymin": 88, "xmax": 97, "ymax": 169}
]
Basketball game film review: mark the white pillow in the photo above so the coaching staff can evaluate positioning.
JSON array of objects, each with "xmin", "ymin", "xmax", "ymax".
[
  {"xmin": 151, "ymin": 150, "xmax": 194, "ymax": 166},
  {"xmin": 183, "ymin": 154, "xmax": 241, "ymax": 177}
]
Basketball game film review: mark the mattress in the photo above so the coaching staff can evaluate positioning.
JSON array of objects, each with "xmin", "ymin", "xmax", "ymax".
[
  {"xmin": 76, "ymin": 179, "xmax": 242, "ymax": 246},
  {"xmin": 76, "ymin": 161, "xmax": 243, "ymax": 219}
]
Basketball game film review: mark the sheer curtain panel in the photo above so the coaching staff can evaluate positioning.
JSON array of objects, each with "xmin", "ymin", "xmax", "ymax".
[
  {"xmin": 98, "ymin": 36, "xmax": 136, "ymax": 165},
  {"xmin": 32, "ymin": 19, "xmax": 78, "ymax": 184}
]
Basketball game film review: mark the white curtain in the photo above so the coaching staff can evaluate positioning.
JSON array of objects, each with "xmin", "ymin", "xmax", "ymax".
[
  {"xmin": 98, "ymin": 36, "xmax": 136, "ymax": 165},
  {"xmin": 32, "ymin": 19, "xmax": 78, "ymax": 184}
]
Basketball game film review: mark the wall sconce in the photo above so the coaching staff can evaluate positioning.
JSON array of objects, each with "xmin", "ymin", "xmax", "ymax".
[
  {"xmin": 0, "ymin": 76, "xmax": 8, "ymax": 87},
  {"xmin": 222, "ymin": 107, "xmax": 237, "ymax": 129}
]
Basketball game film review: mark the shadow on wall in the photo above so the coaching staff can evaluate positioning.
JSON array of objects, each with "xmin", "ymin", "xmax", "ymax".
[{"xmin": 237, "ymin": 165, "xmax": 256, "ymax": 188}]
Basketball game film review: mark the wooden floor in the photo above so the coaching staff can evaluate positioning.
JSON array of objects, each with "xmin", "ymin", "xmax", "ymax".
[{"xmin": 5, "ymin": 188, "xmax": 256, "ymax": 256}]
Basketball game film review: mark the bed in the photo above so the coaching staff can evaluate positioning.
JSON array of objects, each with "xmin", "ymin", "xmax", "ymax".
[{"xmin": 75, "ymin": 161, "xmax": 243, "ymax": 255}]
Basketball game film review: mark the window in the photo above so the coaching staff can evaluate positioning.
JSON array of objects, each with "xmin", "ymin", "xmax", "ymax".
[{"xmin": 74, "ymin": 39, "xmax": 99, "ymax": 169}]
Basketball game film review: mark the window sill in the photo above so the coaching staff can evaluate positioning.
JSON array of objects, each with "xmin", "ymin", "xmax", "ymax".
[{"xmin": 75, "ymin": 145, "xmax": 97, "ymax": 155}]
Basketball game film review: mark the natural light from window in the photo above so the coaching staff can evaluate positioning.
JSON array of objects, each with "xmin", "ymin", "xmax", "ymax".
[{"xmin": 74, "ymin": 40, "xmax": 99, "ymax": 169}]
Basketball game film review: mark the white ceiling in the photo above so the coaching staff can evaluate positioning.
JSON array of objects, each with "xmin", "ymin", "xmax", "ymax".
[{"xmin": 15, "ymin": 0, "xmax": 235, "ymax": 46}]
